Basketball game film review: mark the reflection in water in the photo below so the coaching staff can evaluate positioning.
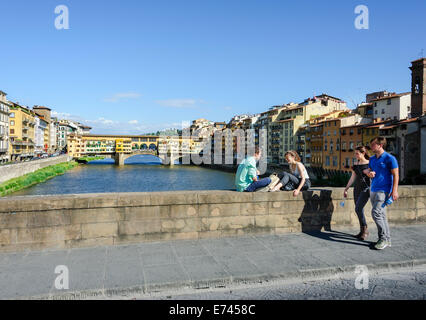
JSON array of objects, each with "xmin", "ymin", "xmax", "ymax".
[{"xmin": 11, "ymin": 155, "xmax": 236, "ymax": 196}]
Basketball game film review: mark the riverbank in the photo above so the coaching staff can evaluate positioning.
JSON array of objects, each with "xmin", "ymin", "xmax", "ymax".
[{"xmin": 0, "ymin": 161, "xmax": 79, "ymax": 197}]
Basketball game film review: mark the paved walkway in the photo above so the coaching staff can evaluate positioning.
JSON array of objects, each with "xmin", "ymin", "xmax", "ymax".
[
  {"xmin": 0, "ymin": 224, "xmax": 425, "ymax": 299},
  {"xmin": 147, "ymin": 266, "xmax": 426, "ymax": 300}
]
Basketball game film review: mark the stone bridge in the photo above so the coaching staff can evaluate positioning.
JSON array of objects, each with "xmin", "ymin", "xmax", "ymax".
[
  {"xmin": 81, "ymin": 150, "xmax": 195, "ymax": 166},
  {"xmin": 0, "ymin": 186, "xmax": 425, "ymax": 253}
]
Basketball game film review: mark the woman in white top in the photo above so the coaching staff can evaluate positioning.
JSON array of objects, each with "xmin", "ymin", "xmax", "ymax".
[{"xmin": 270, "ymin": 150, "xmax": 311, "ymax": 197}]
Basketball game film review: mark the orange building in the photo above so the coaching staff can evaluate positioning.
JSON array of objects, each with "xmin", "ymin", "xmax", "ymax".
[
  {"xmin": 322, "ymin": 119, "xmax": 341, "ymax": 170},
  {"xmin": 340, "ymin": 124, "xmax": 364, "ymax": 172},
  {"xmin": 306, "ymin": 123, "xmax": 323, "ymax": 167}
]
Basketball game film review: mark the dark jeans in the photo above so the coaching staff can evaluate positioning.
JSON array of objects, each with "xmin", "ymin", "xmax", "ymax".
[
  {"xmin": 245, "ymin": 177, "xmax": 271, "ymax": 192},
  {"xmin": 279, "ymin": 172, "xmax": 311, "ymax": 191},
  {"xmin": 354, "ymin": 188, "xmax": 370, "ymax": 227}
]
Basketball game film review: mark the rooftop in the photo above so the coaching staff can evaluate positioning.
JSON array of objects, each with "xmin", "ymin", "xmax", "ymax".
[
  {"xmin": 33, "ymin": 105, "xmax": 52, "ymax": 111},
  {"xmin": 371, "ymin": 92, "xmax": 410, "ymax": 102}
]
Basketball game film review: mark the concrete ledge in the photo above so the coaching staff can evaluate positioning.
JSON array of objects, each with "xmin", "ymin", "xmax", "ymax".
[{"xmin": 0, "ymin": 186, "xmax": 426, "ymax": 252}]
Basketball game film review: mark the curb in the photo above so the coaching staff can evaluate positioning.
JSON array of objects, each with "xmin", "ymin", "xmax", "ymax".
[{"xmin": 22, "ymin": 258, "xmax": 426, "ymax": 300}]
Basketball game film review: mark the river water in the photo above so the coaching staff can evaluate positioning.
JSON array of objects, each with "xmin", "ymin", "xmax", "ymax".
[{"xmin": 10, "ymin": 155, "xmax": 236, "ymax": 196}]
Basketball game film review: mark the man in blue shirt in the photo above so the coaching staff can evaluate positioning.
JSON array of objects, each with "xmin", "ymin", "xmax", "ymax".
[
  {"xmin": 235, "ymin": 147, "xmax": 271, "ymax": 192},
  {"xmin": 363, "ymin": 137, "xmax": 399, "ymax": 250}
]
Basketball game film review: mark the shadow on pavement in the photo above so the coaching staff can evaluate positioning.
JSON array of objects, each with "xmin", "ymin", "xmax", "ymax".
[
  {"xmin": 304, "ymin": 230, "xmax": 375, "ymax": 248},
  {"xmin": 298, "ymin": 189, "xmax": 375, "ymax": 248}
]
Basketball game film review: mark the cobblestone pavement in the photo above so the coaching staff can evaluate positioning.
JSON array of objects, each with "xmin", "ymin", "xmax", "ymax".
[
  {"xmin": 143, "ymin": 266, "xmax": 426, "ymax": 300},
  {"xmin": 0, "ymin": 224, "xmax": 425, "ymax": 299}
]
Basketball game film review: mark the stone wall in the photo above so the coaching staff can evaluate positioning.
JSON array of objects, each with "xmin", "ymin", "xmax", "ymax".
[
  {"xmin": 0, "ymin": 155, "xmax": 72, "ymax": 184},
  {"xmin": 0, "ymin": 186, "xmax": 425, "ymax": 252}
]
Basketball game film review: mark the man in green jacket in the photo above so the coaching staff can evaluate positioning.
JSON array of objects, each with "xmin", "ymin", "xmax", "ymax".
[{"xmin": 235, "ymin": 147, "xmax": 271, "ymax": 192}]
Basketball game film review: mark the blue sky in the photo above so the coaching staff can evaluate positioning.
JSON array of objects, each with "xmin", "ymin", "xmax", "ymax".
[{"xmin": 0, "ymin": 0, "xmax": 425, "ymax": 134}]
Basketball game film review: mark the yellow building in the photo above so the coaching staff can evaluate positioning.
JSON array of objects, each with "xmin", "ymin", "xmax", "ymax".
[
  {"xmin": 115, "ymin": 138, "xmax": 132, "ymax": 153},
  {"xmin": 362, "ymin": 121, "xmax": 385, "ymax": 147},
  {"xmin": 67, "ymin": 134, "xmax": 156, "ymax": 158},
  {"xmin": 268, "ymin": 95, "xmax": 349, "ymax": 164},
  {"xmin": 8, "ymin": 103, "xmax": 36, "ymax": 160}
]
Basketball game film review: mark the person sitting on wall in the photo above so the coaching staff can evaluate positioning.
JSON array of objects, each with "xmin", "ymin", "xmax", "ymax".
[
  {"xmin": 269, "ymin": 150, "xmax": 311, "ymax": 196},
  {"xmin": 235, "ymin": 147, "xmax": 271, "ymax": 192}
]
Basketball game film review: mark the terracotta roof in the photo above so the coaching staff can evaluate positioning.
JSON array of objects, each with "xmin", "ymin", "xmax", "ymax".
[
  {"xmin": 33, "ymin": 106, "xmax": 52, "ymax": 111},
  {"xmin": 380, "ymin": 125, "xmax": 397, "ymax": 130},
  {"xmin": 82, "ymin": 134, "xmax": 159, "ymax": 138},
  {"xmin": 371, "ymin": 92, "xmax": 410, "ymax": 102},
  {"xmin": 315, "ymin": 94, "xmax": 345, "ymax": 102},
  {"xmin": 276, "ymin": 119, "xmax": 294, "ymax": 123},
  {"xmin": 398, "ymin": 117, "xmax": 418, "ymax": 123},
  {"xmin": 411, "ymin": 57, "xmax": 426, "ymax": 64}
]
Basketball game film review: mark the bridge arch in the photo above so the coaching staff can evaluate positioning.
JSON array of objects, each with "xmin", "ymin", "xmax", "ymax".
[{"xmin": 149, "ymin": 144, "xmax": 157, "ymax": 151}]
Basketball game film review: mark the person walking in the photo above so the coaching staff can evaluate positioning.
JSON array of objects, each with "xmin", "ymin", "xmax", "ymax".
[
  {"xmin": 235, "ymin": 147, "xmax": 271, "ymax": 192},
  {"xmin": 270, "ymin": 150, "xmax": 310, "ymax": 197},
  {"xmin": 343, "ymin": 146, "xmax": 371, "ymax": 240},
  {"xmin": 363, "ymin": 137, "xmax": 399, "ymax": 250}
]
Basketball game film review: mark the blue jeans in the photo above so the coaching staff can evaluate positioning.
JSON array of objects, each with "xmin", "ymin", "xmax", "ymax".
[
  {"xmin": 244, "ymin": 177, "xmax": 271, "ymax": 192},
  {"xmin": 370, "ymin": 191, "xmax": 391, "ymax": 241}
]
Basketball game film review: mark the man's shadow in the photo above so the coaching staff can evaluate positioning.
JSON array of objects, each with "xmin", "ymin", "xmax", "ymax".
[{"xmin": 298, "ymin": 189, "xmax": 374, "ymax": 248}]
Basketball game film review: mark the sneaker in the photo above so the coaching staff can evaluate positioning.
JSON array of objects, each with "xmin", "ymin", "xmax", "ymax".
[
  {"xmin": 375, "ymin": 239, "xmax": 389, "ymax": 250},
  {"xmin": 387, "ymin": 240, "xmax": 392, "ymax": 247}
]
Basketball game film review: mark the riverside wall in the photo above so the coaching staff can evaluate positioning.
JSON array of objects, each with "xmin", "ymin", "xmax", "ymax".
[
  {"xmin": 0, "ymin": 186, "xmax": 425, "ymax": 252},
  {"xmin": 0, "ymin": 155, "xmax": 73, "ymax": 184}
]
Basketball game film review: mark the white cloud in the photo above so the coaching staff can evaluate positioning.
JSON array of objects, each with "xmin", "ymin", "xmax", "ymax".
[
  {"xmin": 85, "ymin": 117, "xmax": 115, "ymax": 125},
  {"xmin": 51, "ymin": 111, "xmax": 72, "ymax": 119},
  {"xmin": 155, "ymin": 98, "xmax": 201, "ymax": 108},
  {"xmin": 128, "ymin": 120, "xmax": 138, "ymax": 124},
  {"xmin": 104, "ymin": 92, "xmax": 141, "ymax": 103}
]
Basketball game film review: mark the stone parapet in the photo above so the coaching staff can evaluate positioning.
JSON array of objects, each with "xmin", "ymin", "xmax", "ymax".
[{"xmin": 0, "ymin": 186, "xmax": 425, "ymax": 252}]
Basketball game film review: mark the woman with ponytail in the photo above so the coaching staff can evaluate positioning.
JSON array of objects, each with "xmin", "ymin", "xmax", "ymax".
[
  {"xmin": 270, "ymin": 150, "xmax": 311, "ymax": 197},
  {"xmin": 343, "ymin": 146, "xmax": 371, "ymax": 240}
]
